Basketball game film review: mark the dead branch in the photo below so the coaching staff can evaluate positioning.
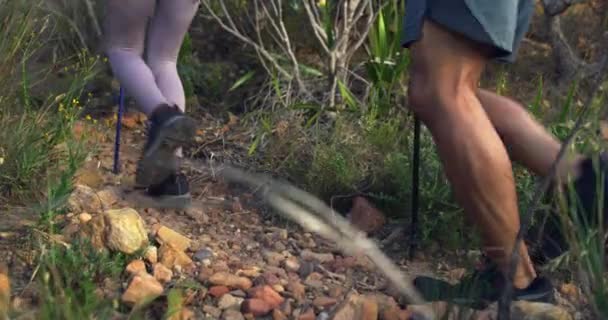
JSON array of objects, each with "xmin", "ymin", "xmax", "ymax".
[
  {"xmin": 217, "ymin": 165, "xmax": 426, "ymax": 306},
  {"xmin": 542, "ymin": 0, "xmax": 607, "ymax": 88}
]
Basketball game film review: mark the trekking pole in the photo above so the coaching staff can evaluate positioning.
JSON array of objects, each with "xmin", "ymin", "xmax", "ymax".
[
  {"xmin": 113, "ymin": 86, "xmax": 125, "ymax": 174},
  {"xmin": 409, "ymin": 114, "xmax": 421, "ymax": 259}
]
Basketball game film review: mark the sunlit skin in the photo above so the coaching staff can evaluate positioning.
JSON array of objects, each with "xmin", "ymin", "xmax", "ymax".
[{"xmin": 406, "ymin": 20, "xmax": 583, "ymax": 289}]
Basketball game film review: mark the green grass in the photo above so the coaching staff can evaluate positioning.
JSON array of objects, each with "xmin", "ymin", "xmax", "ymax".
[{"xmin": 34, "ymin": 239, "xmax": 128, "ymax": 320}]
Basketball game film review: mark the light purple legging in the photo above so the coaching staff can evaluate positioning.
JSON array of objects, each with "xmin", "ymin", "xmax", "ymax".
[{"xmin": 103, "ymin": 0, "xmax": 200, "ymax": 116}]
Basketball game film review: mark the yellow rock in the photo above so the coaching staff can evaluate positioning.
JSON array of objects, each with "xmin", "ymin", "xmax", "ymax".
[
  {"xmin": 159, "ymin": 244, "xmax": 194, "ymax": 270},
  {"xmin": 125, "ymin": 260, "xmax": 147, "ymax": 276},
  {"xmin": 105, "ymin": 208, "xmax": 148, "ymax": 255},
  {"xmin": 144, "ymin": 246, "xmax": 158, "ymax": 264},
  {"xmin": 78, "ymin": 212, "xmax": 92, "ymax": 224},
  {"xmin": 153, "ymin": 263, "xmax": 173, "ymax": 284},
  {"xmin": 121, "ymin": 272, "xmax": 163, "ymax": 307},
  {"xmin": 156, "ymin": 226, "xmax": 191, "ymax": 252}
]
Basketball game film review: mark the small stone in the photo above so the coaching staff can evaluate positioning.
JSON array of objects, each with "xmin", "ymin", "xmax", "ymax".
[
  {"xmin": 265, "ymin": 266, "xmax": 287, "ymax": 279},
  {"xmin": 218, "ymin": 294, "xmax": 244, "ymax": 310},
  {"xmin": 263, "ymin": 251, "xmax": 285, "ymax": 267},
  {"xmin": 68, "ymin": 184, "xmax": 102, "ymax": 214},
  {"xmin": 210, "ymin": 272, "xmax": 253, "ymax": 291},
  {"xmin": 125, "ymin": 260, "xmax": 146, "ymax": 276},
  {"xmin": 193, "ymin": 248, "xmax": 214, "ymax": 262},
  {"xmin": 298, "ymin": 307, "xmax": 315, "ymax": 320},
  {"xmin": 272, "ymin": 309, "xmax": 287, "ymax": 320},
  {"xmin": 313, "ymin": 296, "xmax": 338, "ymax": 309},
  {"xmin": 331, "ymin": 292, "xmax": 379, "ymax": 320},
  {"xmin": 241, "ymin": 298, "xmax": 273, "ymax": 316},
  {"xmin": 328, "ymin": 285, "xmax": 344, "ymax": 298},
  {"xmin": 298, "ymin": 261, "xmax": 315, "ymax": 279},
  {"xmin": 78, "ymin": 213, "xmax": 92, "ymax": 224},
  {"xmin": 300, "ymin": 249, "xmax": 334, "ymax": 264},
  {"xmin": 273, "ymin": 242, "xmax": 287, "ymax": 252},
  {"xmin": 271, "ymin": 284, "xmax": 285, "ymax": 293},
  {"xmin": 283, "ymin": 257, "xmax": 300, "ymax": 273},
  {"xmin": 237, "ymin": 266, "xmax": 262, "ymax": 278},
  {"xmin": 511, "ymin": 301, "xmax": 573, "ymax": 320},
  {"xmin": 304, "ymin": 272, "xmax": 324, "ymax": 288},
  {"xmin": 156, "ymin": 226, "xmax": 192, "ymax": 252},
  {"xmin": 144, "ymin": 246, "xmax": 158, "ymax": 264},
  {"xmin": 287, "ymin": 279, "xmax": 306, "ymax": 302},
  {"xmin": 153, "ymin": 263, "xmax": 173, "ymax": 284},
  {"xmin": 209, "ymin": 286, "xmax": 231, "ymax": 298},
  {"xmin": 262, "ymin": 272, "xmax": 281, "ymax": 286},
  {"xmin": 198, "ymin": 266, "xmax": 215, "ymax": 282},
  {"xmin": 159, "ymin": 243, "xmax": 194, "ymax": 270},
  {"xmin": 121, "ymin": 273, "xmax": 164, "ymax": 307},
  {"xmin": 559, "ymin": 283, "xmax": 580, "ymax": 302},
  {"xmin": 280, "ymin": 300, "xmax": 293, "ymax": 316},
  {"xmin": 222, "ymin": 309, "xmax": 245, "ymax": 320},
  {"xmin": 348, "ymin": 196, "xmax": 386, "ymax": 234},
  {"xmin": 203, "ymin": 305, "xmax": 222, "ymax": 318},
  {"xmin": 247, "ymin": 285, "xmax": 284, "ymax": 309},
  {"xmin": 105, "ymin": 208, "xmax": 149, "ymax": 255},
  {"xmin": 231, "ymin": 289, "xmax": 247, "ymax": 298},
  {"xmin": 185, "ymin": 206, "xmax": 210, "ymax": 224}
]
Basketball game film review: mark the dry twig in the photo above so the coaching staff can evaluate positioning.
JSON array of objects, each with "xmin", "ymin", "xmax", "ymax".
[{"xmin": 218, "ymin": 165, "xmax": 426, "ymax": 306}]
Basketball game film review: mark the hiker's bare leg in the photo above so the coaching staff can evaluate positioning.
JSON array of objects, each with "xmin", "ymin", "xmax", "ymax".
[
  {"xmin": 407, "ymin": 20, "xmax": 536, "ymax": 289},
  {"xmin": 477, "ymin": 90, "xmax": 584, "ymax": 182}
]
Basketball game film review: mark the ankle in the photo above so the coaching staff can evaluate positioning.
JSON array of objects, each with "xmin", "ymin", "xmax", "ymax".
[{"xmin": 148, "ymin": 103, "xmax": 182, "ymax": 123}]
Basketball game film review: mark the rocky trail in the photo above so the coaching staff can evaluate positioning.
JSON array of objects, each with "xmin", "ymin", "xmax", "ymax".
[{"xmin": 0, "ymin": 109, "xmax": 592, "ymax": 319}]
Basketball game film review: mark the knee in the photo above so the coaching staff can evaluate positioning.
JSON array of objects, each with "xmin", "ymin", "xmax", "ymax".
[{"xmin": 407, "ymin": 67, "xmax": 477, "ymax": 125}]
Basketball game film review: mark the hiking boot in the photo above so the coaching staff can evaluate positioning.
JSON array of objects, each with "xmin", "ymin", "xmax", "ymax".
[
  {"xmin": 413, "ymin": 262, "xmax": 554, "ymax": 309},
  {"xmin": 144, "ymin": 172, "xmax": 192, "ymax": 209},
  {"xmin": 528, "ymin": 152, "xmax": 608, "ymax": 264},
  {"xmin": 135, "ymin": 104, "xmax": 196, "ymax": 188}
]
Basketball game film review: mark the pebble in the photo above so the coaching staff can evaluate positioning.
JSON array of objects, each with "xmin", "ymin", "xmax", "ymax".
[
  {"xmin": 284, "ymin": 257, "xmax": 300, "ymax": 273},
  {"xmin": 203, "ymin": 305, "xmax": 222, "ymax": 318},
  {"xmin": 222, "ymin": 309, "xmax": 245, "ymax": 320},
  {"xmin": 300, "ymin": 249, "xmax": 334, "ymax": 264},
  {"xmin": 218, "ymin": 294, "xmax": 244, "ymax": 310},
  {"xmin": 209, "ymin": 272, "xmax": 253, "ymax": 291},
  {"xmin": 241, "ymin": 298, "xmax": 273, "ymax": 316},
  {"xmin": 193, "ymin": 248, "xmax": 214, "ymax": 262},
  {"xmin": 312, "ymin": 296, "xmax": 338, "ymax": 309},
  {"xmin": 209, "ymin": 286, "xmax": 230, "ymax": 298},
  {"xmin": 247, "ymin": 285, "xmax": 284, "ymax": 309}
]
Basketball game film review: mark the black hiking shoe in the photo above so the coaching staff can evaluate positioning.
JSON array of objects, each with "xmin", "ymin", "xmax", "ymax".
[
  {"xmin": 413, "ymin": 262, "xmax": 554, "ymax": 309},
  {"xmin": 143, "ymin": 172, "xmax": 192, "ymax": 209},
  {"xmin": 135, "ymin": 104, "xmax": 196, "ymax": 188},
  {"xmin": 527, "ymin": 152, "xmax": 608, "ymax": 264}
]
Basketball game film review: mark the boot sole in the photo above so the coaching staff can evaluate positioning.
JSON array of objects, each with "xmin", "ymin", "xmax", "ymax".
[
  {"xmin": 125, "ymin": 190, "xmax": 192, "ymax": 210},
  {"xmin": 135, "ymin": 115, "xmax": 197, "ymax": 187}
]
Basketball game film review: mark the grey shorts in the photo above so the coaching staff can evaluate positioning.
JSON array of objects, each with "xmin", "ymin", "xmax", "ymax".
[{"xmin": 401, "ymin": 0, "xmax": 535, "ymax": 63}]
